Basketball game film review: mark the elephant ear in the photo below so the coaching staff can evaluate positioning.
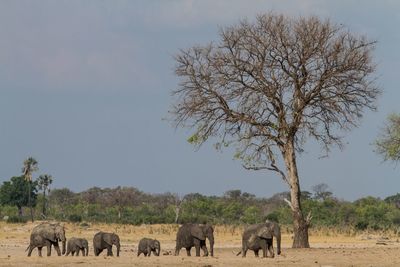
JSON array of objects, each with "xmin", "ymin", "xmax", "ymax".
[
  {"xmin": 42, "ymin": 228, "xmax": 57, "ymax": 242},
  {"xmin": 190, "ymin": 226, "xmax": 206, "ymax": 240},
  {"xmin": 103, "ymin": 233, "xmax": 113, "ymax": 246},
  {"xmin": 256, "ymin": 226, "xmax": 272, "ymax": 239}
]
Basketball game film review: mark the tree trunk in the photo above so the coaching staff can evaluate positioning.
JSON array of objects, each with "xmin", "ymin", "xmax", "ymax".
[
  {"xmin": 42, "ymin": 190, "xmax": 46, "ymax": 216},
  {"xmin": 28, "ymin": 181, "xmax": 34, "ymax": 222},
  {"xmin": 282, "ymin": 141, "xmax": 310, "ymax": 248},
  {"xmin": 174, "ymin": 206, "xmax": 180, "ymax": 224},
  {"xmin": 18, "ymin": 205, "xmax": 23, "ymax": 217}
]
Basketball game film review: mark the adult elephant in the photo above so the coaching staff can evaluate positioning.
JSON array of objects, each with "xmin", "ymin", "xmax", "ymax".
[
  {"xmin": 26, "ymin": 222, "xmax": 66, "ymax": 257},
  {"xmin": 66, "ymin": 237, "xmax": 89, "ymax": 256},
  {"xmin": 93, "ymin": 232, "xmax": 120, "ymax": 256},
  {"xmin": 175, "ymin": 223, "xmax": 214, "ymax": 257},
  {"xmin": 238, "ymin": 220, "xmax": 281, "ymax": 258}
]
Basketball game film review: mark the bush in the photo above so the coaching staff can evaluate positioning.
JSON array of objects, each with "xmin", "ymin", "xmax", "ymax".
[
  {"xmin": 355, "ymin": 220, "xmax": 368, "ymax": 230},
  {"xmin": 79, "ymin": 222, "xmax": 90, "ymax": 228},
  {"xmin": 265, "ymin": 212, "xmax": 280, "ymax": 223},
  {"xmin": 68, "ymin": 214, "xmax": 82, "ymax": 222},
  {"xmin": 7, "ymin": 215, "xmax": 28, "ymax": 223}
]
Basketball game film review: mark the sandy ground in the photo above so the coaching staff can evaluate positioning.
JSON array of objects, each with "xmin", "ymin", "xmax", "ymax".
[{"xmin": 0, "ymin": 222, "xmax": 399, "ymax": 267}]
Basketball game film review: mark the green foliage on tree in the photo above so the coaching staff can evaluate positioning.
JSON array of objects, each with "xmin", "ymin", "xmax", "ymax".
[
  {"xmin": 0, "ymin": 176, "xmax": 38, "ymax": 217},
  {"xmin": 375, "ymin": 113, "xmax": 400, "ymax": 162},
  {"xmin": 1, "ymin": 182, "xmax": 400, "ymax": 231}
]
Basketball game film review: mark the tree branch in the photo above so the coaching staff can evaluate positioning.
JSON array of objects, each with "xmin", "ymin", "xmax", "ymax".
[{"xmin": 283, "ymin": 198, "xmax": 294, "ymax": 211}]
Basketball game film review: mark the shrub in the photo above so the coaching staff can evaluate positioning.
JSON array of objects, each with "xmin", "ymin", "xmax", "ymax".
[
  {"xmin": 68, "ymin": 214, "xmax": 82, "ymax": 222},
  {"xmin": 79, "ymin": 222, "xmax": 90, "ymax": 228},
  {"xmin": 7, "ymin": 215, "xmax": 28, "ymax": 223},
  {"xmin": 355, "ymin": 220, "xmax": 368, "ymax": 230}
]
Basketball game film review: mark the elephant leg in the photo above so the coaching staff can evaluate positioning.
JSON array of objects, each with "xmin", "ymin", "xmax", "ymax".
[
  {"xmin": 200, "ymin": 241, "xmax": 208, "ymax": 257},
  {"xmin": 242, "ymin": 246, "xmax": 247, "ymax": 258},
  {"xmin": 254, "ymin": 249, "xmax": 259, "ymax": 257},
  {"xmin": 27, "ymin": 245, "xmax": 35, "ymax": 257},
  {"xmin": 186, "ymin": 247, "xmax": 191, "ymax": 256},
  {"xmin": 38, "ymin": 247, "xmax": 43, "ymax": 257},
  {"xmin": 195, "ymin": 245, "xmax": 201, "ymax": 257},
  {"xmin": 76, "ymin": 249, "xmax": 80, "ymax": 256},
  {"xmin": 193, "ymin": 240, "xmax": 201, "ymax": 257},
  {"xmin": 174, "ymin": 245, "xmax": 181, "ymax": 256},
  {"xmin": 107, "ymin": 246, "xmax": 113, "ymax": 256},
  {"xmin": 53, "ymin": 242, "xmax": 61, "ymax": 256},
  {"xmin": 261, "ymin": 242, "xmax": 267, "ymax": 258},
  {"xmin": 46, "ymin": 243, "xmax": 52, "ymax": 256},
  {"xmin": 268, "ymin": 241, "xmax": 274, "ymax": 258},
  {"xmin": 147, "ymin": 247, "xmax": 151, "ymax": 257}
]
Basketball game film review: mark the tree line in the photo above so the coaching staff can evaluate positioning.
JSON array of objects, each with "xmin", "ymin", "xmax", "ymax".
[{"xmin": 1, "ymin": 177, "xmax": 400, "ymax": 232}]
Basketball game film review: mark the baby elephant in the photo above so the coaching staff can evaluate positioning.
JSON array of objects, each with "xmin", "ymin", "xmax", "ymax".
[
  {"xmin": 66, "ymin": 237, "xmax": 89, "ymax": 256},
  {"xmin": 137, "ymin": 238, "xmax": 160, "ymax": 257}
]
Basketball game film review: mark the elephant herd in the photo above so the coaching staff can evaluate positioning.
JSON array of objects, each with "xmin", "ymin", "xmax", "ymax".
[{"xmin": 26, "ymin": 221, "xmax": 281, "ymax": 259}]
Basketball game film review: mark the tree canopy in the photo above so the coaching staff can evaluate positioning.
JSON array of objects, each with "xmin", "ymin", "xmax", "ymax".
[{"xmin": 0, "ymin": 176, "xmax": 38, "ymax": 216}]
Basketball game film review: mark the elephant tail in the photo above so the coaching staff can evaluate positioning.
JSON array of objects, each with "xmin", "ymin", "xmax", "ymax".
[{"xmin": 235, "ymin": 250, "xmax": 242, "ymax": 256}]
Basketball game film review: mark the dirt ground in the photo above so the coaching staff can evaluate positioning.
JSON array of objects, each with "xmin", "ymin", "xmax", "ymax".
[{"xmin": 0, "ymin": 222, "xmax": 399, "ymax": 267}]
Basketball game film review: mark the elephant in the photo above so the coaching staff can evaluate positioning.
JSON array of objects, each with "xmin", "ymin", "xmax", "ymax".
[
  {"xmin": 66, "ymin": 237, "xmax": 89, "ymax": 256},
  {"xmin": 26, "ymin": 222, "xmax": 66, "ymax": 257},
  {"xmin": 93, "ymin": 232, "xmax": 120, "ymax": 256},
  {"xmin": 137, "ymin": 238, "xmax": 160, "ymax": 257},
  {"xmin": 175, "ymin": 223, "xmax": 214, "ymax": 257},
  {"xmin": 237, "ymin": 220, "xmax": 281, "ymax": 258}
]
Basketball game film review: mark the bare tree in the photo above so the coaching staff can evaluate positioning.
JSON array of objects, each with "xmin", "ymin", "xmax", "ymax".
[
  {"xmin": 172, "ymin": 193, "xmax": 184, "ymax": 224},
  {"xmin": 311, "ymin": 183, "xmax": 332, "ymax": 201},
  {"xmin": 170, "ymin": 13, "xmax": 379, "ymax": 248}
]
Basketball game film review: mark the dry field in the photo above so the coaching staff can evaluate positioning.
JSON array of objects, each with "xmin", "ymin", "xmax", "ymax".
[{"xmin": 0, "ymin": 221, "xmax": 399, "ymax": 267}]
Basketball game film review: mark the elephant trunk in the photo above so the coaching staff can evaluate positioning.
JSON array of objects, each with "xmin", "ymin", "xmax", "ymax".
[
  {"xmin": 116, "ymin": 243, "xmax": 120, "ymax": 257},
  {"xmin": 85, "ymin": 245, "xmax": 89, "ymax": 256},
  {"xmin": 276, "ymin": 231, "xmax": 281, "ymax": 255},
  {"xmin": 156, "ymin": 247, "xmax": 160, "ymax": 256},
  {"xmin": 62, "ymin": 239, "xmax": 66, "ymax": 255},
  {"xmin": 208, "ymin": 235, "xmax": 214, "ymax": 257}
]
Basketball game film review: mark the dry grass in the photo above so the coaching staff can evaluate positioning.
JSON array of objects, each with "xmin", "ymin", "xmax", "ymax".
[{"xmin": 1, "ymin": 221, "xmax": 400, "ymax": 266}]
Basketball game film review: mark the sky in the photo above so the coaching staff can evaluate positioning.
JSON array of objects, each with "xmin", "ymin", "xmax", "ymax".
[{"xmin": 0, "ymin": 0, "xmax": 399, "ymax": 200}]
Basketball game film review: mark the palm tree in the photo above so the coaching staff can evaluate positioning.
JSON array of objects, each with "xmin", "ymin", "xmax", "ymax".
[
  {"xmin": 37, "ymin": 174, "xmax": 53, "ymax": 217},
  {"xmin": 22, "ymin": 157, "xmax": 38, "ymax": 222}
]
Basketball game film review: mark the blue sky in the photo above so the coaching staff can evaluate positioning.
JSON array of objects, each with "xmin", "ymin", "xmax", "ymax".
[{"xmin": 0, "ymin": 0, "xmax": 399, "ymax": 200}]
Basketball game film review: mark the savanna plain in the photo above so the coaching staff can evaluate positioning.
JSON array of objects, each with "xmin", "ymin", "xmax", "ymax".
[{"xmin": 0, "ymin": 222, "xmax": 399, "ymax": 267}]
